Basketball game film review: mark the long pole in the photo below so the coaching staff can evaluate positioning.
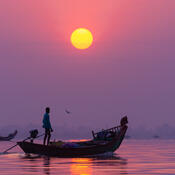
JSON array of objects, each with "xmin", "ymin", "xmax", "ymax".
[
  {"xmin": 3, "ymin": 133, "xmax": 45, "ymax": 153},
  {"xmin": 3, "ymin": 137, "xmax": 30, "ymax": 153}
]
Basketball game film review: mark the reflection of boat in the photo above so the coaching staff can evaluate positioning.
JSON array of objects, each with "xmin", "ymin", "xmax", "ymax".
[
  {"xmin": 0, "ymin": 130, "xmax": 18, "ymax": 141},
  {"xmin": 43, "ymin": 157, "xmax": 50, "ymax": 175},
  {"xmin": 18, "ymin": 117, "xmax": 128, "ymax": 157}
]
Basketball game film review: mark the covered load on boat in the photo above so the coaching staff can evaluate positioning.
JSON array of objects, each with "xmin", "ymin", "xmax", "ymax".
[{"xmin": 17, "ymin": 116, "xmax": 128, "ymax": 157}]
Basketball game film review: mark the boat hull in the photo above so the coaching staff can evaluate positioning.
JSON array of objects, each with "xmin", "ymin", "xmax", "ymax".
[{"xmin": 18, "ymin": 126, "xmax": 127, "ymax": 157}]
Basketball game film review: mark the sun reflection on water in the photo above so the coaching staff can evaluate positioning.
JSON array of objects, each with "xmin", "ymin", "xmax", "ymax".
[{"xmin": 70, "ymin": 158, "xmax": 92, "ymax": 175}]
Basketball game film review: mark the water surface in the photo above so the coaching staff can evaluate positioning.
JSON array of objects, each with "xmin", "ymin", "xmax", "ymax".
[{"xmin": 0, "ymin": 140, "xmax": 175, "ymax": 174}]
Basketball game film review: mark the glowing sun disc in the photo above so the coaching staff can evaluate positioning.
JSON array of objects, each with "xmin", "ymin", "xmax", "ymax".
[{"xmin": 71, "ymin": 28, "xmax": 93, "ymax": 50}]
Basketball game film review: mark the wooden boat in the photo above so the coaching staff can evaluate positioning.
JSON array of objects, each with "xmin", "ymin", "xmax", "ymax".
[
  {"xmin": 18, "ymin": 117, "xmax": 128, "ymax": 157},
  {"xmin": 0, "ymin": 130, "xmax": 18, "ymax": 141}
]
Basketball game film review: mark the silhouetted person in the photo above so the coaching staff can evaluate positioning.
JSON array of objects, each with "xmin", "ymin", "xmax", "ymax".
[
  {"xmin": 120, "ymin": 116, "xmax": 128, "ymax": 127},
  {"xmin": 43, "ymin": 107, "xmax": 53, "ymax": 145}
]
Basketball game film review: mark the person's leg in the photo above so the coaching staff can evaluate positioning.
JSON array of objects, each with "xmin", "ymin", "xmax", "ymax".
[
  {"xmin": 43, "ymin": 129, "xmax": 48, "ymax": 145},
  {"xmin": 47, "ymin": 130, "xmax": 51, "ymax": 145}
]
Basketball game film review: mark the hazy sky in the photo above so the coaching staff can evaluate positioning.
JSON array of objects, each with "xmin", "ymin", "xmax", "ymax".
[{"xmin": 0, "ymin": 0, "xmax": 175, "ymax": 129}]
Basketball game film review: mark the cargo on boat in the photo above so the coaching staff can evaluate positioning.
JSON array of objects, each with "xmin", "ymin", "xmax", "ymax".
[{"xmin": 18, "ymin": 116, "xmax": 128, "ymax": 157}]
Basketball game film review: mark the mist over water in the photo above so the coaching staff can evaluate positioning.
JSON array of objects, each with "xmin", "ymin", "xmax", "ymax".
[{"xmin": 1, "ymin": 123, "xmax": 175, "ymax": 140}]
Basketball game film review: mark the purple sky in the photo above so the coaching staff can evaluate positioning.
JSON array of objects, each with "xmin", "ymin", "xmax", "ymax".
[{"xmin": 0, "ymin": 0, "xmax": 175, "ymax": 129}]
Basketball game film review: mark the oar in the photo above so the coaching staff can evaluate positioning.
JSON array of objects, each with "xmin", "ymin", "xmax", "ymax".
[{"xmin": 3, "ymin": 133, "xmax": 45, "ymax": 153}]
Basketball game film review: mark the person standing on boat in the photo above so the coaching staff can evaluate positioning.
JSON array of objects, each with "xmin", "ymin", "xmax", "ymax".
[{"xmin": 43, "ymin": 107, "xmax": 53, "ymax": 145}]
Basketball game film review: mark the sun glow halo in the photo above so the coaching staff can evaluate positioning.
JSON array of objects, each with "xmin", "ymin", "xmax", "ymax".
[{"xmin": 71, "ymin": 28, "xmax": 93, "ymax": 50}]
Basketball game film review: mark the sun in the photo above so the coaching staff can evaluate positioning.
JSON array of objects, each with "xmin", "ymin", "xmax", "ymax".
[{"xmin": 71, "ymin": 28, "xmax": 93, "ymax": 50}]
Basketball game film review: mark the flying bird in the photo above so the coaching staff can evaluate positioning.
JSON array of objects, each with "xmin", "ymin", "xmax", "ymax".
[{"xmin": 65, "ymin": 109, "xmax": 71, "ymax": 114}]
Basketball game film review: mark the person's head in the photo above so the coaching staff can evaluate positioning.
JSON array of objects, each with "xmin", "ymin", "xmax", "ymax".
[
  {"xmin": 45, "ymin": 107, "xmax": 50, "ymax": 114},
  {"xmin": 120, "ymin": 116, "xmax": 128, "ymax": 126}
]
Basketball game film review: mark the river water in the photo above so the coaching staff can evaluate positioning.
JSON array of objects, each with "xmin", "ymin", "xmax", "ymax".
[{"xmin": 0, "ymin": 140, "xmax": 175, "ymax": 175}]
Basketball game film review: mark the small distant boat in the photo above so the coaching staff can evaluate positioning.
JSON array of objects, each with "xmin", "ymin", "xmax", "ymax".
[
  {"xmin": 0, "ymin": 130, "xmax": 18, "ymax": 141},
  {"xmin": 18, "ymin": 117, "xmax": 128, "ymax": 157},
  {"xmin": 153, "ymin": 135, "xmax": 160, "ymax": 139},
  {"xmin": 125, "ymin": 135, "xmax": 131, "ymax": 139}
]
